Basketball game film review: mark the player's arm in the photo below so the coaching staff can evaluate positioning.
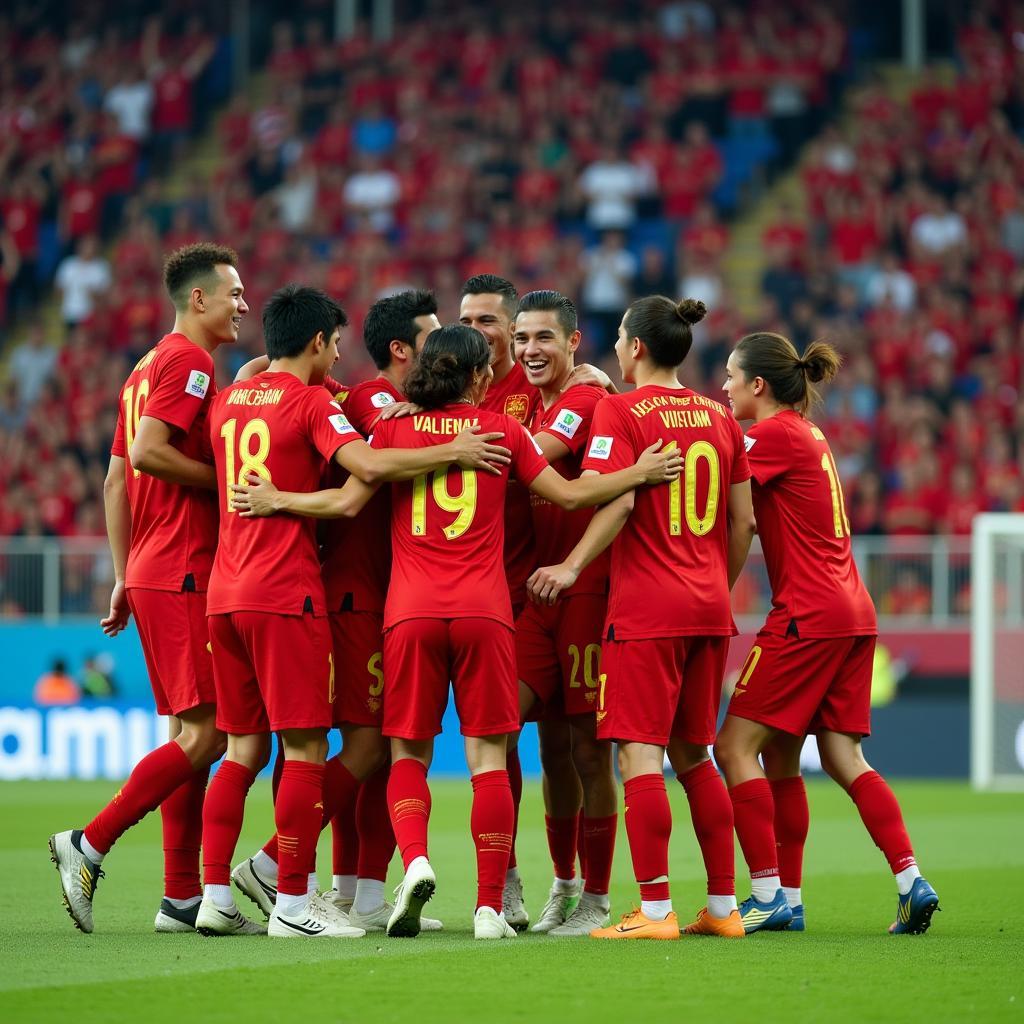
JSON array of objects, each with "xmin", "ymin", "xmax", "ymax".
[
  {"xmin": 533, "ymin": 431, "xmax": 570, "ymax": 462},
  {"xmin": 130, "ymin": 415, "xmax": 217, "ymax": 490},
  {"xmin": 569, "ymin": 363, "xmax": 619, "ymax": 395},
  {"xmin": 230, "ymin": 471, "xmax": 378, "ymax": 520},
  {"xmin": 528, "ymin": 483, "xmax": 634, "ymax": 606},
  {"xmin": 726, "ymin": 479, "xmax": 756, "ymax": 589},
  {"xmin": 234, "ymin": 355, "xmax": 270, "ymax": 383},
  {"xmin": 335, "ymin": 428, "xmax": 511, "ymax": 484},
  {"xmin": 526, "ymin": 441, "xmax": 680, "ymax": 511},
  {"xmin": 101, "ymin": 455, "xmax": 132, "ymax": 636}
]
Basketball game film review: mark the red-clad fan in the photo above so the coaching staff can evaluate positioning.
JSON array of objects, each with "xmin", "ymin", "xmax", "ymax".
[
  {"xmin": 231, "ymin": 323, "xmax": 681, "ymax": 940},
  {"xmin": 715, "ymin": 332, "xmax": 940, "ymax": 936},
  {"xmin": 49, "ymin": 243, "xmax": 247, "ymax": 936},
  {"xmin": 529, "ymin": 297, "xmax": 756, "ymax": 941},
  {"xmin": 198, "ymin": 286, "xmax": 511, "ymax": 940}
]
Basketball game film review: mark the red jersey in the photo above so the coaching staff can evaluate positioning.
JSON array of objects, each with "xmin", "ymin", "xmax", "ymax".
[
  {"xmin": 529, "ymin": 383, "xmax": 609, "ymax": 597},
  {"xmin": 206, "ymin": 371, "xmax": 363, "ymax": 616},
  {"xmin": 745, "ymin": 410, "xmax": 876, "ymax": 638},
  {"xmin": 111, "ymin": 333, "xmax": 218, "ymax": 593},
  {"xmin": 480, "ymin": 362, "xmax": 539, "ymax": 609},
  {"xmin": 581, "ymin": 385, "xmax": 749, "ymax": 640},
  {"xmin": 372, "ymin": 403, "xmax": 548, "ymax": 628},
  {"xmin": 321, "ymin": 376, "xmax": 402, "ymax": 613}
]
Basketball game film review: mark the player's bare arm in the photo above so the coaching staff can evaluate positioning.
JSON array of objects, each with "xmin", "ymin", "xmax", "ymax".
[
  {"xmin": 230, "ymin": 471, "xmax": 377, "ymax": 520},
  {"xmin": 337, "ymin": 427, "xmax": 511, "ymax": 484},
  {"xmin": 528, "ymin": 485, "xmax": 634, "ymax": 606},
  {"xmin": 527, "ymin": 440, "xmax": 681, "ymax": 511},
  {"xmin": 233, "ymin": 354, "xmax": 270, "ymax": 383},
  {"xmin": 726, "ymin": 479, "xmax": 756, "ymax": 588},
  {"xmin": 569, "ymin": 362, "xmax": 619, "ymax": 394},
  {"xmin": 130, "ymin": 415, "xmax": 217, "ymax": 490},
  {"xmin": 533, "ymin": 431, "xmax": 571, "ymax": 462},
  {"xmin": 101, "ymin": 454, "xmax": 132, "ymax": 636},
  {"xmin": 373, "ymin": 400, "xmax": 422, "ymax": 423}
]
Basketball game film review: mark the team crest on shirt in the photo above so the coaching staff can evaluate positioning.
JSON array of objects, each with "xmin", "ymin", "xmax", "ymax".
[
  {"xmin": 588, "ymin": 435, "xmax": 614, "ymax": 460},
  {"xmin": 744, "ymin": 435, "xmax": 757, "ymax": 452},
  {"xmin": 329, "ymin": 413, "xmax": 357, "ymax": 434},
  {"xmin": 366, "ymin": 696, "xmax": 382, "ymax": 713},
  {"xmin": 551, "ymin": 409, "xmax": 583, "ymax": 439},
  {"xmin": 504, "ymin": 394, "xmax": 530, "ymax": 423},
  {"xmin": 185, "ymin": 369, "xmax": 210, "ymax": 399},
  {"xmin": 370, "ymin": 391, "xmax": 395, "ymax": 408}
]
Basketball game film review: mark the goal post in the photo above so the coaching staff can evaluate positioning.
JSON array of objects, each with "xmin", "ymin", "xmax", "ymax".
[{"xmin": 971, "ymin": 513, "xmax": 1024, "ymax": 790}]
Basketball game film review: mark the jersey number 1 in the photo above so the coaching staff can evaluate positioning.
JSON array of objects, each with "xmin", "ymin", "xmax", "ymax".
[
  {"xmin": 821, "ymin": 451, "xmax": 851, "ymax": 538},
  {"xmin": 220, "ymin": 417, "xmax": 272, "ymax": 514},
  {"xmin": 664, "ymin": 440, "xmax": 720, "ymax": 536}
]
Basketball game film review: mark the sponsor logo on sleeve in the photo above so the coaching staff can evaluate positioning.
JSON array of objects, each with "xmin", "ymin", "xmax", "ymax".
[
  {"xmin": 588, "ymin": 435, "xmax": 614, "ymax": 460},
  {"xmin": 744, "ymin": 434, "xmax": 757, "ymax": 452},
  {"xmin": 185, "ymin": 370, "xmax": 210, "ymax": 399},
  {"xmin": 370, "ymin": 391, "xmax": 395, "ymax": 408},
  {"xmin": 552, "ymin": 409, "xmax": 582, "ymax": 439},
  {"xmin": 329, "ymin": 413, "xmax": 357, "ymax": 435}
]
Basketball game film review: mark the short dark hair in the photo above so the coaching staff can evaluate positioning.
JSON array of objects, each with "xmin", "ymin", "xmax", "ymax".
[
  {"xmin": 163, "ymin": 242, "xmax": 239, "ymax": 311},
  {"xmin": 404, "ymin": 325, "xmax": 490, "ymax": 410},
  {"xmin": 461, "ymin": 274, "xmax": 518, "ymax": 320},
  {"xmin": 362, "ymin": 289, "xmax": 438, "ymax": 370},
  {"xmin": 262, "ymin": 285, "xmax": 348, "ymax": 361},
  {"xmin": 515, "ymin": 290, "xmax": 578, "ymax": 336},
  {"xmin": 623, "ymin": 296, "xmax": 706, "ymax": 369}
]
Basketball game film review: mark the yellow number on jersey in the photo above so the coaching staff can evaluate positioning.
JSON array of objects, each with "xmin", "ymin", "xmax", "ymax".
[
  {"xmin": 820, "ymin": 451, "xmax": 851, "ymax": 538},
  {"xmin": 568, "ymin": 643, "xmax": 602, "ymax": 688},
  {"xmin": 220, "ymin": 417, "xmax": 272, "ymax": 514},
  {"xmin": 410, "ymin": 468, "xmax": 478, "ymax": 540},
  {"xmin": 665, "ymin": 440, "xmax": 721, "ymax": 537},
  {"xmin": 122, "ymin": 380, "xmax": 151, "ymax": 478}
]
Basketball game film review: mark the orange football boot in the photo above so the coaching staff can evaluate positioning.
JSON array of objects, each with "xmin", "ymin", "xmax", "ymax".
[
  {"xmin": 683, "ymin": 907, "xmax": 745, "ymax": 937},
  {"xmin": 590, "ymin": 907, "xmax": 680, "ymax": 940}
]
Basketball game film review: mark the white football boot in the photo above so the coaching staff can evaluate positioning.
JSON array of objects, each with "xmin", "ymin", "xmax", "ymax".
[
  {"xmin": 49, "ymin": 830, "xmax": 103, "ymax": 934},
  {"xmin": 386, "ymin": 857, "xmax": 436, "ymax": 938},
  {"xmin": 501, "ymin": 873, "xmax": 529, "ymax": 932},
  {"xmin": 530, "ymin": 882, "xmax": 581, "ymax": 933},
  {"xmin": 474, "ymin": 905, "xmax": 518, "ymax": 939},
  {"xmin": 195, "ymin": 893, "xmax": 267, "ymax": 936}
]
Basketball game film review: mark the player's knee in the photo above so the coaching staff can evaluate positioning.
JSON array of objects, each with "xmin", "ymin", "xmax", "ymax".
[
  {"xmin": 571, "ymin": 736, "xmax": 611, "ymax": 784},
  {"xmin": 670, "ymin": 742, "xmax": 709, "ymax": 777}
]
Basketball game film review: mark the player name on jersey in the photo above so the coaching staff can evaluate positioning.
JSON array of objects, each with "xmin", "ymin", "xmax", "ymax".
[
  {"xmin": 412, "ymin": 415, "xmax": 480, "ymax": 434},
  {"xmin": 225, "ymin": 386, "xmax": 286, "ymax": 406},
  {"xmin": 628, "ymin": 391, "xmax": 725, "ymax": 420}
]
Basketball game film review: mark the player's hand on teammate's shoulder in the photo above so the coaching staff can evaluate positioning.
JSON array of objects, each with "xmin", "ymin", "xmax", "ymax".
[
  {"xmin": 230, "ymin": 471, "xmax": 282, "ymax": 517},
  {"xmin": 100, "ymin": 580, "xmax": 131, "ymax": 637},
  {"xmin": 527, "ymin": 563, "xmax": 578, "ymax": 606},
  {"xmin": 451, "ymin": 425, "xmax": 512, "ymax": 476},
  {"xmin": 569, "ymin": 363, "xmax": 618, "ymax": 394},
  {"xmin": 373, "ymin": 400, "xmax": 422, "ymax": 423},
  {"xmin": 637, "ymin": 439, "xmax": 683, "ymax": 484}
]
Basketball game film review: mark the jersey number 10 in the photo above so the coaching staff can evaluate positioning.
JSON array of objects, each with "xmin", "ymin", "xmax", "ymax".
[{"xmin": 664, "ymin": 440, "xmax": 721, "ymax": 536}]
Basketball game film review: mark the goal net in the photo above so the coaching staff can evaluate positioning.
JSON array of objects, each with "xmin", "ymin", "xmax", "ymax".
[{"xmin": 971, "ymin": 514, "xmax": 1024, "ymax": 789}]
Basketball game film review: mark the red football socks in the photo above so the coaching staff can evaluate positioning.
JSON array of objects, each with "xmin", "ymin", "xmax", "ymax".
[
  {"xmin": 576, "ymin": 811, "xmax": 589, "ymax": 880},
  {"xmin": 729, "ymin": 777, "xmax": 779, "ymax": 880},
  {"xmin": 848, "ymin": 770, "xmax": 916, "ymax": 874},
  {"xmin": 506, "ymin": 748, "xmax": 522, "ymax": 870},
  {"xmin": 679, "ymin": 760, "xmax": 735, "ymax": 895},
  {"xmin": 84, "ymin": 741, "xmax": 196, "ymax": 855},
  {"xmin": 332, "ymin": 781, "xmax": 359, "ymax": 876},
  {"xmin": 160, "ymin": 765, "xmax": 208, "ymax": 899},
  {"xmin": 202, "ymin": 760, "xmax": 257, "ymax": 886},
  {"xmin": 388, "ymin": 758, "xmax": 431, "ymax": 868},
  {"xmin": 544, "ymin": 814, "xmax": 578, "ymax": 880},
  {"xmin": 275, "ymin": 761, "xmax": 326, "ymax": 897},
  {"xmin": 770, "ymin": 775, "xmax": 809, "ymax": 889},
  {"xmin": 623, "ymin": 774, "xmax": 672, "ymax": 902},
  {"xmin": 471, "ymin": 769, "xmax": 514, "ymax": 911},
  {"xmin": 356, "ymin": 763, "xmax": 395, "ymax": 882},
  {"xmin": 581, "ymin": 813, "xmax": 618, "ymax": 896}
]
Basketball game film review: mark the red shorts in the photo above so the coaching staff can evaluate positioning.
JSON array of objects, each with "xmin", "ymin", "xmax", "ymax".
[
  {"xmin": 597, "ymin": 635, "xmax": 729, "ymax": 746},
  {"xmin": 516, "ymin": 594, "xmax": 607, "ymax": 718},
  {"xmin": 382, "ymin": 617, "xmax": 518, "ymax": 740},
  {"xmin": 128, "ymin": 587, "xmax": 215, "ymax": 716},
  {"xmin": 209, "ymin": 611, "xmax": 334, "ymax": 734},
  {"xmin": 329, "ymin": 610, "xmax": 384, "ymax": 728},
  {"xmin": 727, "ymin": 632, "xmax": 875, "ymax": 737}
]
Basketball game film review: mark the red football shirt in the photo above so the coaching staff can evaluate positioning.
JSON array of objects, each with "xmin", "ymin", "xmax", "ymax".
[
  {"xmin": 206, "ymin": 370, "xmax": 363, "ymax": 616},
  {"xmin": 745, "ymin": 410, "xmax": 876, "ymax": 638},
  {"xmin": 529, "ymin": 383, "xmax": 609, "ymax": 597},
  {"xmin": 321, "ymin": 375, "xmax": 402, "ymax": 613},
  {"xmin": 372, "ymin": 403, "xmax": 548, "ymax": 628},
  {"xmin": 581, "ymin": 385, "xmax": 750, "ymax": 639},
  {"xmin": 480, "ymin": 362, "xmax": 539, "ymax": 610},
  {"xmin": 110, "ymin": 333, "xmax": 219, "ymax": 593}
]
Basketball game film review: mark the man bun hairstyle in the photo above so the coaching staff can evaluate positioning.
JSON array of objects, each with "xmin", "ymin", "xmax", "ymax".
[
  {"xmin": 262, "ymin": 284, "xmax": 348, "ymax": 361},
  {"xmin": 362, "ymin": 289, "xmax": 438, "ymax": 369},
  {"xmin": 405, "ymin": 325, "xmax": 490, "ymax": 410},
  {"xmin": 623, "ymin": 295, "xmax": 706, "ymax": 368},
  {"xmin": 163, "ymin": 242, "xmax": 239, "ymax": 311},
  {"xmin": 734, "ymin": 332, "xmax": 841, "ymax": 415},
  {"xmin": 515, "ymin": 290, "xmax": 578, "ymax": 335},
  {"xmin": 461, "ymin": 273, "xmax": 518, "ymax": 320}
]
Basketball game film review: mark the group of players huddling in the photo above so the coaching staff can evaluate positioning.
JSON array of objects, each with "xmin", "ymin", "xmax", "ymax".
[{"xmin": 49, "ymin": 243, "xmax": 940, "ymax": 942}]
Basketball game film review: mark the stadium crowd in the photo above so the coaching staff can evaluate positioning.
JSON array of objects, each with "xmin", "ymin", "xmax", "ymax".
[{"xmin": 0, "ymin": 0, "xmax": 1022, "ymax": 607}]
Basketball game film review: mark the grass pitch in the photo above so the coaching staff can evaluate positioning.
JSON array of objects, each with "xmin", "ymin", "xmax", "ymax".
[{"xmin": 1, "ymin": 777, "xmax": 1021, "ymax": 1024}]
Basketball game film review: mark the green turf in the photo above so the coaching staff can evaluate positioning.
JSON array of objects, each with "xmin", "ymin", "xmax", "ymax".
[{"xmin": 1, "ymin": 778, "xmax": 1021, "ymax": 1024}]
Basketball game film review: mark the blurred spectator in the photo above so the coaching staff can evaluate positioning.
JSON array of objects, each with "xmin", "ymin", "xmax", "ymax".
[
  {"xmin": 581, "ymin": 231, "xmax": 638, "ymax": 349},
  {"xmin": 7, "ymin": 321, "xmax": 56, "ymax": 407},
  {"xmin": 578, "ymin": 144, "xmax": 653, "ymax": 230},
  {"xmin": 34, "ymin": 658, "xmax": 81, "ymax": 706},
  {"xmin": 81, "ymin": 653, "xmax": 117, "ymax": 700},
  {"xmin": 54, "ymin": 235, "xmax": 111, "ymax": 328}
]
